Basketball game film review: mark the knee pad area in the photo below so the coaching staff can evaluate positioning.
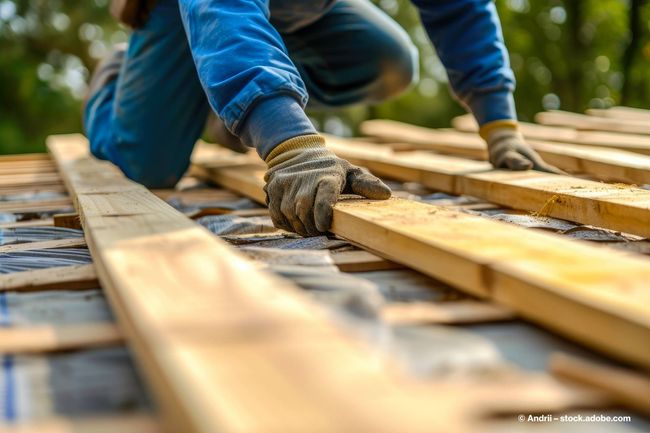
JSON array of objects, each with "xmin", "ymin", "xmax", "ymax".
[{"xmin": 374, "ymin": 41, "xmax": 419, "ymax": 100}]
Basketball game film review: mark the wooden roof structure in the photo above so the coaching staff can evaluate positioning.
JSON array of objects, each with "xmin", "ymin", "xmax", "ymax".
[{"xmin": 0, "ymin": 107, "xmax": 649, "ymax": 432}]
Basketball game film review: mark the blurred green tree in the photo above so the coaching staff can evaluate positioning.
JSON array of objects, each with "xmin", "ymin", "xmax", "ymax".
[
  {"xmin": 0, "ymin": 0, "xmax": 123, "ymax": 153},
  {"xmin": 1, "ymin": 0, "xmax": 649, "ymax": 153}
]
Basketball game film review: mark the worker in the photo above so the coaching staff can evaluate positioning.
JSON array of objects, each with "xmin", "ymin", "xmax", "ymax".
[{"xmin": 84, "ymin": 0, "xmax": 560, "ymax": 237}]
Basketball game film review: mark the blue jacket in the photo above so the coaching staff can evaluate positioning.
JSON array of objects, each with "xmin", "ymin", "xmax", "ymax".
[{"xmin": 178, "ymin": 0, "xmax": 516, "ymax": 158}]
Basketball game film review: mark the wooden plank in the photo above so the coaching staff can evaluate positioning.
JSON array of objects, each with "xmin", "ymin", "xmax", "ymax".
[
  {"xmin": 0, "ymin": 238, "xmax": 86, "ymax": 254},
  {"xmin": 0, "ymin": 184, "xmax": 67, "ymax": 197},
  {"xmin": 336, "ymin": 199, "xmax": 650, "ymax": 368},
  {"xmin": 452, "ymin": 113, "xmax": 650, "ymax": 156},
  {"xmin": 450, "ymin": 113, "xmax": 579, "ymax": 142},
  {"xmin": 0, "ymin": 264, "xmax": 98, "ymax": 292},
  {"xmin": 0, "ymin": 159, "xmax": 54, "ymax": 167},
  {"xmin": 53, "ymin": 213, "xmax": 82, "ymax": 229},
  {"xmin": 0, "ymin": 414, "xmax": 161, "ymax": 433},
  {"xmin": 383, "ymin": 300, "xmax": 516, "ymax": 325},
  {"xmin": 0, "ymin": 322, "xmax": 122, "ymax": 354},
  {"xmin": 191, "ymin": 163, "xmax": 267, "ymax": 203},
  {"xmin": 152, "ymin": 187, "xmax": 241, "ymax": 203},
  {"xmin": 0, "ymin": 165, "xmax": 57, "ymax": 176},
  {"xmin": 536, "ymin": 110, "xmax": 650, "ymax": 135},
  {"xmin": 196, "ymin": 159, "xmax": 650, "ymax": 368},
  {"xmin": 550, "ymin": 352, "xmax": 650, "ymax": 415},
  {"xmin": 0, "ymin": 198, "xmax": 73, "ymax": 214},
  {"xmin": 48, "ymin": 134, "xmax": 478, "ymax": 433},
  {"xmin": 0, "ymin": 218, "xmax": 54, "ymax": 229},
  {"xmin": 527, "ymin": 139, "xmax": 650, "ymax": 184},
  {"xmin": 0, "ymin": 173, "xmax": 62, "ymax": 188},
  {"xmin": 587, "ymin": 106, "xmax": 650, "ymax": 122},
  {"xmin": 571, "ymin": 131, "xmax": 650, "ymax": 156},
  {"xmin": 360, "ymin": 120, "xmax": 650, "ymax": 184},
  {"xmin": 0, "ymin": 153, "xmax": 51, "ymax": 162},
  {"xmin": 186, "ymin": 207, "xmax": 270, "ymax": 219},
  {"xmin": 330, "ymin": 250, "xmax": 402, "ymax": 272},
  {"xmin": 321, "ymin": 137, "xmax": 650, "ymax": 238},
  {"xmin": 361, "ymin": 120, "xmax": 487, "ymax": 159}
]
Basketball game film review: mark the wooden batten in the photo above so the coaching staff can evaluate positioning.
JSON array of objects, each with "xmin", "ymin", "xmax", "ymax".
[
  {"xmin": 550, "ymin": 353, "xmax": 650, "ymax": 415},
  {"xmin": 0, "ymin": 414, "xmax": 161, "ymax": 433},
  {"xmin": 0, "ymin": 238, "xmax": 86, "ymax": 254},
  {"xmin": 536, "ymin": 110, "xmax": 650, "ymax": 135},
  {"xmin": 0, "ymin": 323, "xmax": 122, "ymax": 354},
  {"xmin": 48, "ymin": 134, "xmax": 483, "ymax": 433},
  {"xmin": 0, "ymin": 264, "xmax": 98, "ymax": 292},
  {"xmin": 452, "ymin": 113, "xmax": 650, "ymax": 156},
  {"xmin": 587, "ymin": 106, "xmax": 650, "ymax": 122},
  {"xmin": 320, "ymin": 136, "xmax": 650, "ymax": 239},
  {"xmin": 360, "ymin": 119, "xmax": 650, "ymax": 185},
  {"xmin": 330, "ymin": 250, "xmax": 402, "ymax": 272},
  {"xmin": 0, "ymin": 199, "xmax": 73, "ymax": 214},
  {"xmin": 53, "ymin": 213, "xmax": 82, "ymax": 230}
]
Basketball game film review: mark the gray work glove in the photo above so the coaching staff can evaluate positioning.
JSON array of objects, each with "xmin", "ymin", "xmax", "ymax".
[
  {"xmin": 264, "ymin": 135, "xmax": 392, "ymax": 236},
  {"xmin": 481, "ymin": 121, "xmax": 564, "ymax": 174}
]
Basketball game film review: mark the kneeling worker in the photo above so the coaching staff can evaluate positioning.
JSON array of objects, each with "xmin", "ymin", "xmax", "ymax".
[{"xmin": 84, "ymin": 0, "xmax": 559, "ymax": 236}]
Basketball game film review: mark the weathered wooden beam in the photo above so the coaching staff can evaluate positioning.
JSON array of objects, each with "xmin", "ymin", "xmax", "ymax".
[
  {"xmin": 0, "ymin": 322, "xmax": 122, "ymax": 354},
  {"xmin": 0, "ymin": 184, "xmax": 66, "ymax": 197},
  {"xmin": 0, "ymin": 414, "xmax": 161, "ymax": 433},
  {"xmin": 0, "ymin": 238, "xmax": 86, "ymax": 254},
  {"xmin": 0, "ymin": 168, "xmax": 58, "ymax": 178},
  {"xmin": 587, "ymin": 106, "xmax": 650, "ymax": 122},
  {"xmin": 0, "ymin": 198, "xmax": 73, "ymax": 214},
  {"xmin": 451, "ymin": 113, "xmax": 578, "ymax": 142},
  {"xmin": 0, "ymin": 218, "xmax": 54, "ymax": 229},
  {"xmin": 53, "ymin": 212, "xmax": 82, "ymax": 230},
  {"xmin": 382, "ymin": 301, "xmax": 516, "ymax": 325},
  {"xmin": 330, "ymin": 249, "xmax": 402, "ymax": 272},
  {"xmin": 0, "ymin": 159, "xmax": 54, "ymax": 168},
  {"xmin": 335, "ymin": 199, "xmax": 650, "ymax": 368},
  {"xmin": 536, "ymin": 110, "xmax": 650, "ymax": 135},
  {"xmin": 550, "ymin": 353, "xmax": 650, "ymax": 415},
  {"xmin": 0, "ymin": 153, "xmax": 51, "ymax": 163},
  {"xmin": 322, "ymin": 137, "xmax": 650, "ymax": 238},
  {"xmin": 0, "ymin": 264, "xmax": 98, "ymax": 292},
  {"xmin": 0, "ymin": 173, "xmax": 62, "ymax": 189},
  {"xmin": 452, "ymin": 113, "xmax": 650, "ymax": 156},
  {"xmin": 195, "ymin": 158, "xmax": 650, "ymax": 368},
  {"xmin": 185, "ymin": 207, "xmax": 269, "ymax": 219},
  {"xmin": 360, "ymin": 120, "xmax": 650, "ymax": 184},
  {"xmin": 48, "ymin": 134, "xmax": 476, "ymax": 433}
]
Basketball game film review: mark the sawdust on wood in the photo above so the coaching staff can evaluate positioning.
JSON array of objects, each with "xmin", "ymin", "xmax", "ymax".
[{"xmin": 531, "ymin": 194, "xmax": 560, "ymax": 217}]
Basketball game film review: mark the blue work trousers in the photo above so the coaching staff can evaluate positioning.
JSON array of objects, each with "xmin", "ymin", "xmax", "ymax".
[{"xmin": 84, "ymin": 0, "xmax": 417, "ymax": 187}]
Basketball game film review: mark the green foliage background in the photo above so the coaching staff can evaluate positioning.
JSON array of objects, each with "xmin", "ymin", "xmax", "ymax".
[{"xmin": 1, "ymin": 0, "xmax": 649, "ymax": 153}]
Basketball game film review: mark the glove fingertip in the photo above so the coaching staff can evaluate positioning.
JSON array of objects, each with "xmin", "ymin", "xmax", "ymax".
[
  {"xmin": 314, "ymin": 202, "xmax": 334, "ymax": 233},
  {"xmin": 505, "ymin": 153, "xmax": 533, "ymax": 171},
  {"xmin": 365, "ymin": 181, "xmax": 392, "ymax": 200},
  {"xmin": 349, "ymin": 175, "xmax": 392, "ymax": 200},
  {"xmin": 544, "ymin": 165, "xmax": 568, "ymax": 176}
]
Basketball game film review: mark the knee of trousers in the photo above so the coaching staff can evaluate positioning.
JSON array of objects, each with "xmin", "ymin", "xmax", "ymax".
[
  {"xmin": 91, "ymin": 137, "xmax": 187, "ymax": 189},
  {"xmin": 122, "ymin": 164, "xmax": 185, "ymax": 189},
  {"xmin": 371, "ymin": 38, "xmax": 419, "ymax": 101}
]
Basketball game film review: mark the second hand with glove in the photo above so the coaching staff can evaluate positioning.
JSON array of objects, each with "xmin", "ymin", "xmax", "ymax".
[{"xmin": 479, "ymin": 120, "xmax": 564, "ymax": 174}]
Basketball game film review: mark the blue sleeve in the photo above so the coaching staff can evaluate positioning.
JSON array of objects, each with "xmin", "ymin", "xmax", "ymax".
[
  {"xmin": 178, "ymin": 0, "xmax": 316, "ymax": 158},
  {"xmin": 411, "ymin": 0, "xmax": 517, "ymax": 125}
]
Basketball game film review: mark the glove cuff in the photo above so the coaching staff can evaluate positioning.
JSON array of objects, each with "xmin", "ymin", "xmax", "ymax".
[
  {"xmin": 479, "ymin": 119, "xmax": 519, "ymax": 141},
  {"xmin": 265, "ymin": 134, "xmax": 326, "ymax": 168}
]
